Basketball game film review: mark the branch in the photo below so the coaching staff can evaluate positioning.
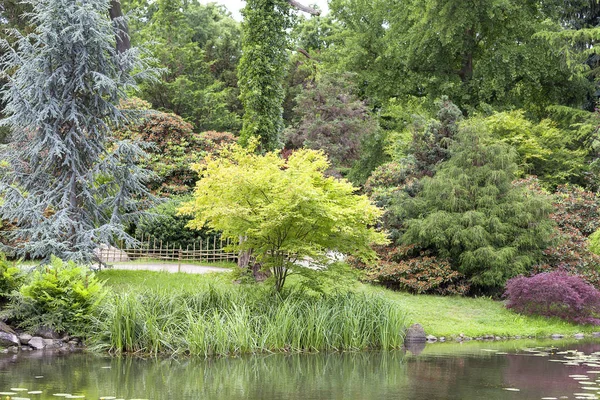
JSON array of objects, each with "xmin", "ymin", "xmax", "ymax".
[
  {"xmin": 288, "ymin": 0, "xmax": 321, "ymax": 16},
  {"xmin": 297, "ymin": 48, "xmax": 320, "ymax": 62}
]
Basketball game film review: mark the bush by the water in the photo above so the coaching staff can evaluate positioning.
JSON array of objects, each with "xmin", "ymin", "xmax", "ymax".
[
  {"xmin": 6, "ymin": 257, "xmax": 106, "ymax": 335},
  {"xmin": 90, "ymin": 286, "xmax": 406, "ymax": 356},
  {"xmin": 504, "ymin": 271, "xmax": 600, "ymax": 324},
  {"xmin": 0, "ymin": 255, "xmax": 24, "ymax": 301}
]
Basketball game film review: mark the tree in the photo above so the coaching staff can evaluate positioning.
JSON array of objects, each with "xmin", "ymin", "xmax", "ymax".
[
  {"xmin": 402, "ymin": 127, "xmax": 554, "ymax": 293},
  {"xmin": 0, "ymin": 0, "xmax": 156, "ymax": 262},
  {"xmin": 180, "ymin": 143, "xmax": 387, "ymax": 291},
  {"xmin": 328, "ymin": 0, "xmax": 590, "ymax": 114},
  {"xmin": 284, "ymin": 72, "xmax": 379, "ymax": 175},
  {"xmin": 114, "ymin": 98, "xmax": 235, "ymax": 196},
  {"xmin": 238, "ymin": 0, "xmax": 320, "ymax": 152}
]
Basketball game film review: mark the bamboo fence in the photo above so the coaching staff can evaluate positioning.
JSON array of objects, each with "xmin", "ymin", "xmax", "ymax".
[{"xmin": 96, "ymin": 234, "xmax": 238, "ymax": 265}]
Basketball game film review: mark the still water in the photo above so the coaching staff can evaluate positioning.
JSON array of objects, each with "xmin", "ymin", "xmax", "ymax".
[{"xmin": 1, "ymin": 339, "xmax": 600, "ymax": 399}]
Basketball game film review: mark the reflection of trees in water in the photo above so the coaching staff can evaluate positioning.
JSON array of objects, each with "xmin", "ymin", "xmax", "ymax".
[
  {"xmin": 4, "ymin": 344, "xmax": 600, "ymax": 400},
  {"xmin": 0, "ymin": 351, "xmax": 409, "ymax": 399}
]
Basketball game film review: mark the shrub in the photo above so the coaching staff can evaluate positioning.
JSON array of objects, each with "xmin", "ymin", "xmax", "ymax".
[
  {"xmin": 133, "ymin": 196, "xmax": 220, "ymax": 250},
  {"xmin": 357, "ymin": 245, "xmax": 470, "ymax": 295},
  {"xmin": 504, "ymin": 271, "xmax": 600, "ymax": 324},
  {"xmin": 0, "ymin": 254, "xmax": 24, "ymax": 301},
  {"xmin": 7, "ymin": 257, "xmax": 107, "ymax": 335}
]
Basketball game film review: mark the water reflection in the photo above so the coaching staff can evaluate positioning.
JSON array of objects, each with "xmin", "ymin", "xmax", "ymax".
[{"xmin": 0, "ymin": 340, "xmax": 599, "ymax": 399}]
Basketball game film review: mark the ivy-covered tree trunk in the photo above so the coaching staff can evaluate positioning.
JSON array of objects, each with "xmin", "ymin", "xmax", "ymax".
[
  {"xmin": 0, "ymin": 0, "xmax": 157, "ymax": 263},
  {"xmin": 238, "ymin": 0, "xmax": 292, "ymax": 152}
]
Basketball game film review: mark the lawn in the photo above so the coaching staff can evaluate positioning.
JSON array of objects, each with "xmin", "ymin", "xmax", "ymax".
[{"xmin": 97, "ymin": 269, "xmax": 598, "ymax": 339}]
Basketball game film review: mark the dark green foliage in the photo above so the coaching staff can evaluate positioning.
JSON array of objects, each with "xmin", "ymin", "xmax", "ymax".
[
  {"xmin": 284, "ymin": 73, "xmax": 379, "ymax": 174},
  {"xmin": 328, "ymin": 0, "xmax": 590, "ymax": 114},
  {"xmin": 7, "ymin": 257, "xmax": 106, "ymax": 335},
  {"xmin": 403, "ymin": 127, "xmax": 555, "ymax": 292},
  {"xmin": 134, "ymin": 197, "xmax": 219, "ymax": 250},
  {"xmin": 238, "ymin": 0, "xmax": 292, "ymax": 152},
  {"xmin": 132, "ymin": 0, "xmax": 242, "ymax": 132}
]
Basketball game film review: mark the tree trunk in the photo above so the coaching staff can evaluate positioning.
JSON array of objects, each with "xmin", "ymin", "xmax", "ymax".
[
  {"xmin": 288, "ymin": 0, "xmax": 321, "ymax": 15},
  {"xmin": 109, "ymin": 0, "xmax": 130, "ymax": 54}
]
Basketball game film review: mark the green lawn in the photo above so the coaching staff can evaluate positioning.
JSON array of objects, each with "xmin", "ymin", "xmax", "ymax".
[
  {"xmin": 97, "ymin": 269, "xmax": 598, "ymax": 339},
  {"xmin": 363, "ymin": 285, "xmax": 596, "ymax": 338}
]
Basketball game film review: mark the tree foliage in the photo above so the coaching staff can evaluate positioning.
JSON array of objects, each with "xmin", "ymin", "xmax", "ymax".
[
  {"xmin": 402, "ymin": 127, "xmax": 554, "ymax": 292},
  {"xmin": 0, "ymin": 0, "xmax": 156, "ymax": 262},
  {"xmin": 181, "ymin": 143, "xmax": 387, "ymax": 291},
  {"xmin": 238, "ymin": 0, "xmax": 293, "ymax": 152},
  {"xmin": 284, "ymin": 73, "xmax": 379, "ymax": 174}
]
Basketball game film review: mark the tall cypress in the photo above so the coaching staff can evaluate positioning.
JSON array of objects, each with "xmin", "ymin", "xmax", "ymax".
[{"xmin": 0, "ymin": 0, "xmax": 157, "ymax": 262}]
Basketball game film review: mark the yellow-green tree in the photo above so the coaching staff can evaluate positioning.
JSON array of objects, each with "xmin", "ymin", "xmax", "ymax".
[{"xmin": 180, "ymin": 144, "xmax": 387, "ymax": 291}]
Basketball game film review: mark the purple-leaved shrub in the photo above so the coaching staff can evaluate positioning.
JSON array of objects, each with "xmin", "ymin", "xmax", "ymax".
[{"xmin": 504, "ymin": 271, "xmax": 600, "ymax": 325}]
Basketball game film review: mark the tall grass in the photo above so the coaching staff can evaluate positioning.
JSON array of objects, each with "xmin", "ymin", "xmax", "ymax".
[{"xmin": 90, "ymin": 285, "xmax": 406, "ymax": 356}]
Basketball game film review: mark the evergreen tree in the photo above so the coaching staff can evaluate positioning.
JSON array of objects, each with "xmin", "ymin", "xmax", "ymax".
[
  {"xmin": 0, "ymin": 0, "xmax": 157, "ymax": 262},
  {"xmin": 402, "ymin": 127, "xmax": 554, "ymax": 292}
]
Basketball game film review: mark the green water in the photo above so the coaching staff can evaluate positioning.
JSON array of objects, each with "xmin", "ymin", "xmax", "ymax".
[{"xmin": 1, "ymin": 339, "xmax": 600, "ymax": 399}]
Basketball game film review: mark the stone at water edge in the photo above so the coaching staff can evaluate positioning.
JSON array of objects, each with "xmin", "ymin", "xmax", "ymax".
[
  {"xmin": 404, "ymin": 324, "xmax": 427, "ymax": 343},
  {"xmin": 19, "ymin": 334, "xmax": 32, "ymax": 345},
  {"xmin": 0, "ymin": 331, "xmax": 20, "ymax": 347},
  {"xmin": 574, "ymin": 333, "xmax": 585, "ymax": 339},
  {"xmin": 551, "ymin": 334, "xmax": 564, "ymax": 339},
  {"xmin": 34, "ymin": 327, "xmax": 62, "ymax": 340},
  {"xmin": 28, "ymin": 337, "xmax": 44, "ymax": 350},
  {"xmin": 426, "ymin": 335, "xmax": 437, "ymax": 342}
]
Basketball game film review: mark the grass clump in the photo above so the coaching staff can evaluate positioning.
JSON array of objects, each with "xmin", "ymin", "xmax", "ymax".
[{"xmin": 89, "ymin": 284, "xmax": 406, "ymax": 356}]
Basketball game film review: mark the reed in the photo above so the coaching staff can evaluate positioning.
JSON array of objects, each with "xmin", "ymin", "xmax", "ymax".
[{"xmin": 90, "ymin": 285, "xmax": 406, "ymax": 356}]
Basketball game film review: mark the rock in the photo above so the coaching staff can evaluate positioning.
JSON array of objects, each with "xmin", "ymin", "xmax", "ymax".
[
  {"xmin": 514, "ymin": 335, "xmax": 522, "ymax": 339},
  {"xmin": 495, "ymin": 336, "xmax": 501, "ymax": 341},
  {"xmin": 19, "ymin": 334, "xmax": 32, "ymax": 345},
  {"xmin": 439, "ymin": 337, "xmax": 446, "ymax": 342},
  {"xmin": 574, "ymin": 333, "xmax": 585, "ymax": 339},
  {"xmin": 28, "ymin": 336, "xmax": 45, "ymax": 350},
  {"xmin": 426, "ymin": 335, "xmax": 437, "ymax": 342},
  {"xmin": 0, "ymin": 331, "xmax": 20, "ymax": 347},
  {"xmin": 8, "ymin": 346, "xmax": 18, "ymax": 353},
  {"xmin": 551, "ymin": 334, "xmax": 564, "ymax": 339},
  {"xmin": 35, "ymin": 327, "xmax": 62, "ymax": 340},
  {"xmin": 404, "ymin": 324, "xmax": 427, "ymax": 343},
  {"xmin": 42, "ymin": 339, "xmax": 61, "ymax": 349},
  {"xmin": 593, "ymin": 332, "xmax": 600, "ymax": 337},
  {"xmin": 0, "ymin": 321, "xmax": 16, "ymax": 335},
  {"xmin": 94, "ymin": 244, "xmax": 129, "ymax": 263}
]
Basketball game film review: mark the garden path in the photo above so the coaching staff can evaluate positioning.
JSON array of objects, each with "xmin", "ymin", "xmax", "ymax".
[{"xmin": 109, "ymin": 262, "xmax": 231, "ymax": 274}]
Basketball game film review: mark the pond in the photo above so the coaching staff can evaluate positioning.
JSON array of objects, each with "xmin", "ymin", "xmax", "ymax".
[{"xmin": 1, "ymin": 339, "xmax": 600, "ymax": 399}]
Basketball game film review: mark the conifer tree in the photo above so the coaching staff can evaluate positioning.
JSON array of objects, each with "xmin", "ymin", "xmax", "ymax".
[
  {"xmin": 402, "ymin": 126, "xmax": 554, "ymax": 292},
  {"xmin": 0, "ymin": 0, "xmax": 156, "ymax": 262}
]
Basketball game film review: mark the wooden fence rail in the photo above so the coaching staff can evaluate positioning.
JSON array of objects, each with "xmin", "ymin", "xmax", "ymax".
[{"xmin": 96, "ymin": 234, "xmax": 238, "ymax": 264}]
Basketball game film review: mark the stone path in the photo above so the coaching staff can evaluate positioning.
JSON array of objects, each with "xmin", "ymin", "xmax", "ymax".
[{"xmin": 109, "ymin": 262, "xmax": 231, "ymax": 274}]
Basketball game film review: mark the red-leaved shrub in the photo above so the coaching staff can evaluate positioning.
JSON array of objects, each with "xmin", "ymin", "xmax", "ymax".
[
  {"xmin": 504, "ymin": 271, "xmax": 600, "ymax": 324},
  {"xmin": 356, "ymin": 245, "xmax": 470, "ymax": 295}
]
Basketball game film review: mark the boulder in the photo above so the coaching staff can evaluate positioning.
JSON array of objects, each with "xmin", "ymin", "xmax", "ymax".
[
  {"xmin": 426, "ymin": 335, "xmax": 437, "ymax": 342},
  {"xmin": 551, "ymin": 333, "xmax": 564, "ymax": 339},
  {"xmin": 0, "ymin": 332, "xmax": 20, "ymax": 348},
  {"xmin": 404, "ymin": 323, "xmax": 427, "ymax": 343},
  {"xmin": 0, "ymin": 321, "xmax": 15, "ymax": 335},
  {"xmin": 19, "ymin": 334, "xmax": 32, "ymax": 345},
  {"xmin": 28, "ymin": 336, "xmax": 45, "ymax": 350},
  {"xmin": 574, "ymin": 333, "xmax": 585, "ymax": 339}
]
